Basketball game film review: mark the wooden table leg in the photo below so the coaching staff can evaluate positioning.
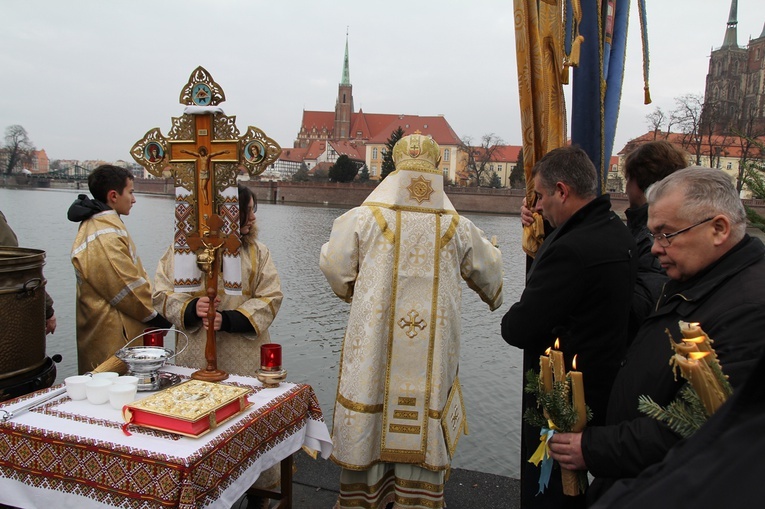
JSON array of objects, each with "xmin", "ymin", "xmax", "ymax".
[{"xmin": 246, "ymin": 453, "xmax": 293, "ymax": 509}]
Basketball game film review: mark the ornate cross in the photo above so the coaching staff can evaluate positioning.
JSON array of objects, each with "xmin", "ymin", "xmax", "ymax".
[{"xmin": 131, "ymin": 66, "xmax": 282, "ymax": 382}]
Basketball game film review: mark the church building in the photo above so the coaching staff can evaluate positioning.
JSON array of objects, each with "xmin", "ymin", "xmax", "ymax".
[
  {"xmin": 277, "ymin": 35, "xmax": 464, "ymax": 182},
  {"xmin": 703, "ymin": 0, "xmax": 765, "ymax": 135}
]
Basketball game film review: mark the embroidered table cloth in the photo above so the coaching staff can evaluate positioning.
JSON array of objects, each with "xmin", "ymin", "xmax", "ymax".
[{"xmin": 0, "ymin": 365, "xmax": 332, "ymax": 509}]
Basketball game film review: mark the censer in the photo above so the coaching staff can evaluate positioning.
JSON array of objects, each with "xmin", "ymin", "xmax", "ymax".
[{"xmin": 115, "ymin": 329, "xmax": 188, "ymax": 391}]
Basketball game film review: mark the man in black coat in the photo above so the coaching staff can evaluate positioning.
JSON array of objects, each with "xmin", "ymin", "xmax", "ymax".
[
  {"xmin": 548, "ymin": 166, "xmax": 765, "ymax": 505},
  {"xmin": 502, "ymin": 145, "xmax": 637, "ymax": 509},
  {"xmin": 591, "ymin": 346, "xmax": 765, "ymax": 508}
]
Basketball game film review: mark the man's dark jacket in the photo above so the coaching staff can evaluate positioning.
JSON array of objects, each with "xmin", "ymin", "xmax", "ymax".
[
  {"xmin": 502, "ymin": 194, "xmax": 637, "ymax": 509},
  {"xmin": 591, "ymin": 342, "xmax": 765, "ymax": 509},
  {"xmin": 582, "ymin": 235, "xmax": 765, "ymax": 504}
]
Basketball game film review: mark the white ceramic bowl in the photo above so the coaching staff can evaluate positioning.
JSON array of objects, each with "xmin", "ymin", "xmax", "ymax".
[
  {"xmin": 108, "ymin": 383, "xmax": 137, "ymax": 409},
  {"xmin": 92, "ymin": 371, "xmax": 120, "ymax": 381},
  {"xmin": 113, "ymin": 375, "xmax": 140, "ymax": 386},
  {"xmin": 85, "ymin": 378, "xmax": 112, "ymax": 405},
  {"xmin": 65, "ymin": 375, "xmax": 92, "ymax": 400}
]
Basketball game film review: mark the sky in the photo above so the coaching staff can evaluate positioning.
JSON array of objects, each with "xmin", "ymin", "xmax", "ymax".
[{"xmin": 2, "ymin": 0, "xmax": 764, "ymax": 163}]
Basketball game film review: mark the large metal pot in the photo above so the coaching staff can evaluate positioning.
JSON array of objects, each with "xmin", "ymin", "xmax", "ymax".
[{"xmin": 0, "ymin": 247, "xmax": 47, "ymax": 380}]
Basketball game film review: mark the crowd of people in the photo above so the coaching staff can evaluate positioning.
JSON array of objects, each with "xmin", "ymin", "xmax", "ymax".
[{"xmin": 2, "ymin": 134, "xmax": 763, "ymax": 508}]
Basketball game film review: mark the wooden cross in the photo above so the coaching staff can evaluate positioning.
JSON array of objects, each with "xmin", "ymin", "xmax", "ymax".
[
  {"xmin": 186, "ymin": 215, "xmax": 239, "ymax": 381},
  {"xmin": 131, "ymin": 67, "xmax": 282, "ymax": 383},
  {"xmin": 167, "ymin": 113, "xmax": 239, "ymax": 220}
]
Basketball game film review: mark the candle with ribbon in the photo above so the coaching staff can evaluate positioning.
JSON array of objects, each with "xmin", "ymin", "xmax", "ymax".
[{"xmin": 261, "ymin": 344, "xmax": 282, "ymax": 371}]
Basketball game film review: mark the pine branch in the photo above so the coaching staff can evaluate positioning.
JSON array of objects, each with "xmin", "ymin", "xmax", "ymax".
[
  {"xmin": 638, "ymin": 385, "xmax": 709, "ymax": 438},
  {"xmin": 523, "ymin": 369, "xmax": 592, "ymax": 432}
]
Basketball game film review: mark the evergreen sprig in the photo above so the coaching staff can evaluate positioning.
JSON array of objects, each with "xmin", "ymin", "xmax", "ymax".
[
  {"xmin": 638, "ymin": 385, "xmax": 708, "ymax": 438},
  {"xmin": 523, "ymin": 369, "xmax": 593, "ymax": 432}
]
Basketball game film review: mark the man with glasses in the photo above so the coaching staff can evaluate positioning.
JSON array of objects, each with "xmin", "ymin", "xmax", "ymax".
[{"xmin": 548, "ymin": 166, "xmax": 765, "ymax": 505}]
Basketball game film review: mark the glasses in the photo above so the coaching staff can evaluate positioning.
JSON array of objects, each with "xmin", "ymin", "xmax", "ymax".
[{"xmin": 649, "ymin": 217, "xmax": 714, "ymax": 248}]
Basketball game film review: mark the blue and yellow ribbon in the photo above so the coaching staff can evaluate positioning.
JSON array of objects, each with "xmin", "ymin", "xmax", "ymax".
[{"xmin": 528, "ymin": 420, "xmax": 558, "ymax": 494}]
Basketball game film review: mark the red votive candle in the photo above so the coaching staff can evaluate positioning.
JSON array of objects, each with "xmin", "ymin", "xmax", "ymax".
[
  {"xmin": 143, "ymin": 328, "xmax": 165, "ymax": 348},
  {"xmin": 261, "ymin": 344, "xmax": 282, "ymax": 370}
]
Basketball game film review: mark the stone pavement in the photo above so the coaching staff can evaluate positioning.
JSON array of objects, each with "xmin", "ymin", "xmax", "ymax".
[{"xmin": 235, "ymin": 450, "xmax": 521, "ymax": 509}]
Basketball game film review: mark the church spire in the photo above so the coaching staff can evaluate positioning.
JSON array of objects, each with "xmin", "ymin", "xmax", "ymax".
[
  {"xmin": 341, "ymin": 28, "xmax": 351, "ymax": 86},
  {"xmin": 721, "ymin": 0, "xmax": 739, "ymax": 48}
]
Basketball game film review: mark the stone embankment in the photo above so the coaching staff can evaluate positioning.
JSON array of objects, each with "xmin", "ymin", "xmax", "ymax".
[{"xmin": 6, "ymin": 175, "xmax": 765, "ymax": 219}]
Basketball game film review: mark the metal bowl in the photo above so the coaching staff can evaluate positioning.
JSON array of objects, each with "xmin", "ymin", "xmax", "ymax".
[{"xmin": 115, "ymin": 346, "xmax": 175, "ymax": 374}]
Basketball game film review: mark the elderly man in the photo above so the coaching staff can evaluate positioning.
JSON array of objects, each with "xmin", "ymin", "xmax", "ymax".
[
  {"xmin": 502, "ymin": 145, "xmax": 637, "ymax": 509},
  {"xmin": 320, "ymin": 134, "xmax": 503, "ymax": 509},
  {"xmin": 549, "ymin": 166, "xmax": 765, "ymax": 505}
]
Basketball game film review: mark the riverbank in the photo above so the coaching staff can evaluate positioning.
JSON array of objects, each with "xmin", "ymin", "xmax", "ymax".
[{"xmin": 7, "ymin": 174, "xmax": 765, "ymax": 219}]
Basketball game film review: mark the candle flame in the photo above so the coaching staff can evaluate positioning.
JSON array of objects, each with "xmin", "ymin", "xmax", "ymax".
[
  {"xmin": 572, "ymin": 355, "xmax": 578, "ymax": 370},
  {"xmin": 544, "ymin": 347, "xmax": 551, "ymax": 355},
  {"xmin": 684, "ymin": 336, "xmax": 705, "ymax": 344},
  {"xmin": 554, "ymin": 338, "xmax": 560, "ymax": 349},
  {"xmin": 689, "ymin": 351, "xmax": 710, "ymax": 360}
]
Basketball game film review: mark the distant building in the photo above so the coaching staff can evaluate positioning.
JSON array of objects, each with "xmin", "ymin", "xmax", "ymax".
[
  {"xmin": 456, "ymin": 144, "xmax": 522, "ymax": 187},
  {"xmin": 618, "ymin": 130, "xmax": 765, "ymax": 197},
  {"xmin": 702, "ymin": 1, "xmax": 765, "ymax": 135},
  {"xmin": 290, "ymin": 34, "xmax": 463, "ymax": 182}
]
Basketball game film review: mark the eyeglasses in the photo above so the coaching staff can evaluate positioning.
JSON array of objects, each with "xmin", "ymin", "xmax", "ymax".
[{"xmin": 649, "ymin": 217, "xmax": 714, "ymax": 248}]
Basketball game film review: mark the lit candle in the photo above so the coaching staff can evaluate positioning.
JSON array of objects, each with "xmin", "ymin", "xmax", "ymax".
[
  {"xmin": 261, "ymin": 344, "xmax": 282, "ymax": 371},
  {"xmin": 569, "ymin": 355, "xmax": 586, "ymax": 432},
  {"xmin": 550, "ymin": 339, "xmax": 565, "ymax": 383},
  {"xmin": 674, "ymin": 352, "xmax": 726, "ymax": 415},
  {"xmin": 539, "ymin": 350, "xmax": 553, "ymax": 393}
]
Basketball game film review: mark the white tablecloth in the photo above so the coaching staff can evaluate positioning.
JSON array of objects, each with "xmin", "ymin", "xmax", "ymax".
[{"xmin": 0, "ymin": 365, "xmax": 333, "ymax": 509}]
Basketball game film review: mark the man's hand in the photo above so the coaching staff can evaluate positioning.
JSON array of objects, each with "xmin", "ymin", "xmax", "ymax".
[
  {"xmin": 195, "ymin": 296, "xmax": 221, "ymax": 318},
  {"xmin": 548, "ymin": 432, "xmax": 587, "ymax": 471},
  {"xmin": 45, "ymin": 314, "xmax": 57, "ymax": 335},
  {"xmin": 520, "ymin": 197, "xmax": 534, "ymax": 227},
  {"xmin": 202, "ymin": 312, "xmax": 223, "ymax": 331}
]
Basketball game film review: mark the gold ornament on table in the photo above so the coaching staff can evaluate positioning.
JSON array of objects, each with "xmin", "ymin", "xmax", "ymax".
[
  {"xmin": 525, "ymin": 339, "xmax": 591, "ymax": 496},
  {"xmin": 638, "ymin": 321, "xmax": 733, "ymax": 438}
]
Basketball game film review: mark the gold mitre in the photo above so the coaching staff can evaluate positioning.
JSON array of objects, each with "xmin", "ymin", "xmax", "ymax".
[{"xmin": 393, "ymin": 134, "xmax": 441, "ymax": 173}]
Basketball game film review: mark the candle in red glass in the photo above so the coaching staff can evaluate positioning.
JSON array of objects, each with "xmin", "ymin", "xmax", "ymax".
[
  {"xmin": 143, "ymin": 328, "xmax": 164, "ymax": 348},
  {"xmin": 261, "ymin": 344, "xmax": 282, "ymax": 370}
]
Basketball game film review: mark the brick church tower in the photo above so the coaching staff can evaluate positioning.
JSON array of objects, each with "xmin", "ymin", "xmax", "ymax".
[
  {"xmin": 334, "ymin": 32, "xmax": 354, "ymax": 140},
  {"xmin": 703, "ymin": 0, "xmax": 765, "ymax": 134}
]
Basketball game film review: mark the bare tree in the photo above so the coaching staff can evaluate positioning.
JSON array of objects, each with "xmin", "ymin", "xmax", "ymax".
[
  {"xmin": 670, "ymin": 94, "xmax": 704, "ymax": 164},
  {"xmin": 731, "ymin": 106, "xmax": 765, "ymax": 192},
  {"xmin": 3, "ymin": 125, "xmax": 37, "ymax": 174},
  {"xmin": 458, "ymin": 133, "xmax": 504, "ymax": 187},
  {"xmin": 645, "ymin": 107, "xmax": 666, "ymax": 139}
]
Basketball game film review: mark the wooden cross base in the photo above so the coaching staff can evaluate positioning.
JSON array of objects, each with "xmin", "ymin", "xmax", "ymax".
[{"xmin": 191, "ymin": 367, "xmax": 229, "ymax": 382}]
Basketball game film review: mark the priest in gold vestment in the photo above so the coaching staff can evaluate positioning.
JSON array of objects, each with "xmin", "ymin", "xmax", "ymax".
[{"xmin": 320, "ymin": 134, "xmax": 504, "ymax": 509}]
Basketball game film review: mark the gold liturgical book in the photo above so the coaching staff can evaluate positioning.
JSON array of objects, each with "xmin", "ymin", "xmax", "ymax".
[{"xmin": 123, "ymin": 380, "xmax": 251, "ymax": 437}]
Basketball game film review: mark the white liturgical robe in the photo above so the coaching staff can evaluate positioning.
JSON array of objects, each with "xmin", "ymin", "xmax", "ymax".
[{"xmin": 320, "ymin": 167, "xmax": 504, "ymax": 472}]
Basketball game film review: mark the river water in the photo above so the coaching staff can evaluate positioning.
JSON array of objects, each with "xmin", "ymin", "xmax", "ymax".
[{"xmin": 0, "ymin": 186, "xmax": 527, "ymax": 478}]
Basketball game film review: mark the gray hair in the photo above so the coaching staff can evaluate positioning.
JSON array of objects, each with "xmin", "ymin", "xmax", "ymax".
[
  {"xmin": 646, "ymin": 166, "xmax": 746, "ymax": 240},
  {"xmin": 531, "ymin": 145, "xmax": 598, "ymax": 198}
]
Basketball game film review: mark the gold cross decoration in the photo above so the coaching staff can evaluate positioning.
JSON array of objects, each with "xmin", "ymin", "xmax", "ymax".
[
  {"xmin": 131, "ymin": 67, "xmax": 282, "ymax": 382},
  {"xmin": 398, "ymin": 310, "xmax": 427, "ymax": 339}
]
